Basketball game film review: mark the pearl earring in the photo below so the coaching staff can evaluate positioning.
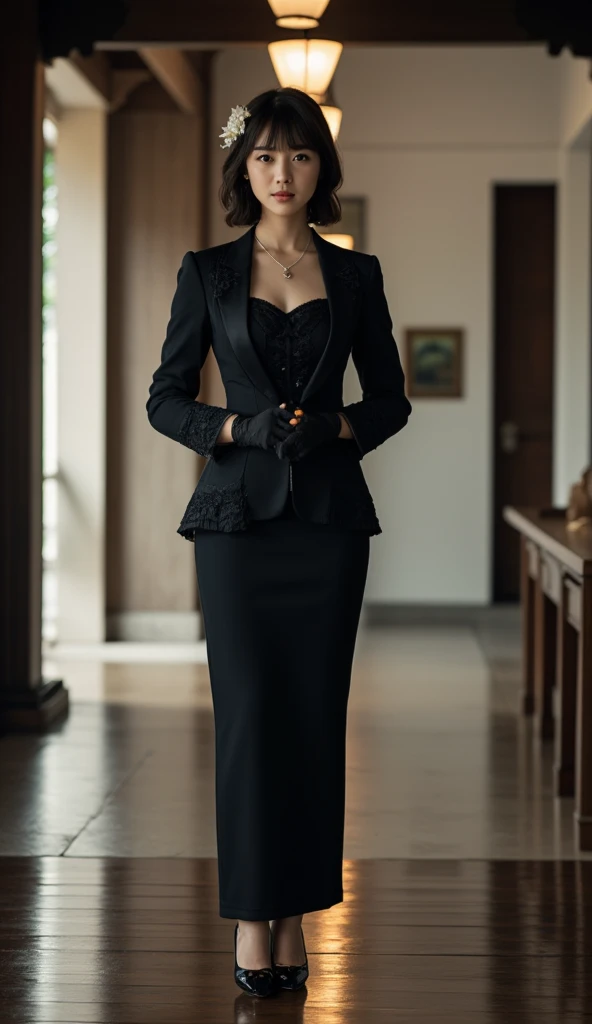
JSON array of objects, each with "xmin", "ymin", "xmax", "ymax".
[{"xmin": 244, "ymin": 174, "xmax": 249, "ymax": 180}]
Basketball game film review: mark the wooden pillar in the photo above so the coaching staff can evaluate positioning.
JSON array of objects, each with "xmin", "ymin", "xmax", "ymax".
[
  {"xmin": 106, "ymin": 70, "xmax": 212, "ymax": 639},
  {"xmin": 0, "ymin": 3, "xmax": 68, "ymax": 728}
]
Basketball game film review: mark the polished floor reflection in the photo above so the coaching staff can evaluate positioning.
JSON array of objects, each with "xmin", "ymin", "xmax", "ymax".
[
  {"xmin": 0, "ymin": 858, "xmax": 591, "ymax": 1021},
  {"xmin": 1, "ymin": 613, "xmax": 591, "ymax": 1020}
]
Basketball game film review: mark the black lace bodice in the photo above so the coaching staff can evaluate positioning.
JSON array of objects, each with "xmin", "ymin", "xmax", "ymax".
[{"xmin": 248, "ymin": 297, "xmax": 330, "ymax": 404}]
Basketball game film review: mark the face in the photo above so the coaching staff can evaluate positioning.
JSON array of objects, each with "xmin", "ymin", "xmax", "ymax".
[{"xmin": 244, "ymin": 126, "xmax": 321, "ymax": 219}]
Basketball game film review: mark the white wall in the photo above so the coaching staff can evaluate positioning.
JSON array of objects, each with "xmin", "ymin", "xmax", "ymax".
[
  {"xmin": 55, "ymin": 108, "xmax": 107, "ymax": 641},
  {"xmin": 559, "ymin": 48, "xmax": 592, "ymax": 147},
  {"xmin": 554, "ymin": 53, "xmax": 592, "ymax": 505},
  {"xmin": 210, "ymin": 46, "xmax": 591, "ymax": 604},
  {"xmin": 554, "ymin": 138, "xmax": 590, "ymax": 506}
]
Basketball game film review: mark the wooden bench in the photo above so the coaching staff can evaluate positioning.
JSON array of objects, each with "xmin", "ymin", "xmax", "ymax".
[{"xmin": 503, "ymin": 506, "xmax": 591, "ymax": 851}]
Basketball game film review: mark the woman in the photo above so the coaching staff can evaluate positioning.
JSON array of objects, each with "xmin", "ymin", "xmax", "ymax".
[{"xmin": 146, "ymin": 86, "xmax": 412, "ymax": 997}]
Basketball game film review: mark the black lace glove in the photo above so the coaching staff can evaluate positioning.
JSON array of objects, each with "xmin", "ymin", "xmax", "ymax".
[
  {"xmin": 275, "ymin": 411, "xmax": 341, "ymax": 462},
  {"xmin": 231, "ymin": 406, "xmax": 294, "ymax": 450}
]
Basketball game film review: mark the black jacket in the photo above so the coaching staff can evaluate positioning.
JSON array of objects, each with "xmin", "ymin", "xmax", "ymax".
[{"xmin": 146, "ymin": 223, "xmax": 412, "ymax": 539}]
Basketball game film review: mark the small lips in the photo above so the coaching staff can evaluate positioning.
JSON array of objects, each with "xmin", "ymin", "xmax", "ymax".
[{"xmin": 273, "ymin": 191, "xmax": 294, "ymax": 197}]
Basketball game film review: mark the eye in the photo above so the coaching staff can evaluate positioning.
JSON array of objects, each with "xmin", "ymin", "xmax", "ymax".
[{"xmin": 255, "ymin": 152, "xmax": 311, "ymax": 162}]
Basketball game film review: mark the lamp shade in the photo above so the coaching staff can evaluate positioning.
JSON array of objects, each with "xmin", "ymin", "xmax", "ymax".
[
  {"xmin": 320, "ymin": 103, "xmax": 342, "ymax": 140},
  {"xmin": 268, "ymin": 38, "xmax": 343, "ymax": 97},
  {"xmin": 267, "ymin": 0, "xmax": 330, "ymax": 29},
  {"xmin": 318, "ymin": 233, "xmax": 354, "ymax": 249}
]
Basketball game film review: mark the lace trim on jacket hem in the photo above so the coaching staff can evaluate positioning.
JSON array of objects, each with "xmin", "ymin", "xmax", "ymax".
[{"xmin": 177, "ymin": 477, "xmax": 250, "ymax": 540}]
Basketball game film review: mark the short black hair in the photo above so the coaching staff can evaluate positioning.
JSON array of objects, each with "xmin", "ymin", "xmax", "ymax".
[{"xmin": 219, "ymin": 87, "xmax": 343, "ymax": 228}]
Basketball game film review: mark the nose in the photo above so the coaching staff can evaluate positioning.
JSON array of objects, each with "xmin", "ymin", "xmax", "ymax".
[{"xmin": 275, "ymin": 158, "xmax": 292, "ymax": 184}]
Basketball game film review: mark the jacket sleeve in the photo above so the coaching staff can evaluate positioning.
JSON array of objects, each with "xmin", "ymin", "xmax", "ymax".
[
  {"xmin": 339, "ymin": 255, "xmax": 412, "ymax": 459},
  {"xmin": 146, "ymin": 250, "xmax": 234, "ymax": 460}
]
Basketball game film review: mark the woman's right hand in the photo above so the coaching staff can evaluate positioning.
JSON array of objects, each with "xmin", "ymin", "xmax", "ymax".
[{"xmin": 230, "ymin": 402, "xmax": 295, "ymax": 450}]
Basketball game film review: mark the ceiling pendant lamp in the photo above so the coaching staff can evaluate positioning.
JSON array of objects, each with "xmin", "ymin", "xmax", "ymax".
[
  {"xmin": 318, "ymin": 233, "xmax": 354, "ymax": 249},
  {"xmin": 268, "ymin": 37, "xmax": 343, "ymax": 97},
  {"xmin": 320, "ymin": 102, "xmax": 342, "ymax": 139},
  {"xmin": 317, "ymin": 80, "xmax": 342, "ymax": 140},
  {"xmin": 267, "ymin": 0, "xmax": 331, "ymax": 29}
]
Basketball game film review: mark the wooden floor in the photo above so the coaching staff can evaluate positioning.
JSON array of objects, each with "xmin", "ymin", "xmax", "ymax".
[
  {"xmin": 2, "ymin": 611, "xmax": 592, "ymax": 1021},
  {"xmin": 1, "ymin": 857, "xmax": 591, "ymax": 1022}
]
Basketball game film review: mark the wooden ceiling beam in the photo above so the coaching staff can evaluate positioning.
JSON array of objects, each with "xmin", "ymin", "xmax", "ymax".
[
  {"xmin": 68, "ymin": 51, "xmax": 112, "ymax": 101},
  {"xmin": 139, "ymin": 48, "xmax": 203, "ymax": 113},
  {"xmin": 110, "ymin": 69, "xmax": 152, "ymax": 111},
  {"xmin": 64, "ymin": 53, "xmax": 151, "ymax": 111},
  {"xmin": 94, "ymin": 0, "xmax": 538, "ymax": 49}
]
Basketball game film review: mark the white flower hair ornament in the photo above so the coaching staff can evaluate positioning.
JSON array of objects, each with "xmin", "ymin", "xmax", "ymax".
[{"xmin": 219, "ymin": 104, "xmax": 251, "ymax": 149}]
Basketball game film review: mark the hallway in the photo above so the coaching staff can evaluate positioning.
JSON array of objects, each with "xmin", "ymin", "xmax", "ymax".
[
  {"xmin": 3, "ymin": 2, "xmax": 592, "ymax": 1019},
  {"xmin": 3, "ymin": 611, "xmax": 587, "ymax": 861},
  {"xmin": 1, "ymin": 613, "xmax": 591, "ymax": 1021}
]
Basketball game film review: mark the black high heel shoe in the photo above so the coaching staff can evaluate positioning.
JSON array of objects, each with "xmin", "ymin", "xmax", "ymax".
[
  {"xmin": 271, "ymin": 924, "xmax": 309, "ymax": 991},
  {"xmin": 233, "ymin": 922, "xmax": 276, "ymax": 998}
]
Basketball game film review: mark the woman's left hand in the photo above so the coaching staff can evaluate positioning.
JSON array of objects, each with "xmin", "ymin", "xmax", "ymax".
[{"xmin": 275, "ymin": 411, "xmax": 341, "ymax": 462}]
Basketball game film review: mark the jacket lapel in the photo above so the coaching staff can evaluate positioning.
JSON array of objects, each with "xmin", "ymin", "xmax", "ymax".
[
  {"xmin": 300, "ymin": 229, "xmax": 360, "ymax": 404},
  {"xmin": 212, "ymin": 222, "xmax": 360, "ymax": 407}
]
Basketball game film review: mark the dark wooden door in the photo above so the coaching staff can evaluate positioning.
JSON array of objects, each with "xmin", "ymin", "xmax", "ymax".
[{"xmin": 493, "ymin": 185, "xmax": 555, "ymax": 601}]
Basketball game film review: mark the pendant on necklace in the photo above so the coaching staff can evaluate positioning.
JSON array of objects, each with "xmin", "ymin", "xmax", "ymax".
[{"xmin": 283, "ymin": 270, "xmax": 292, "ymax": 279}]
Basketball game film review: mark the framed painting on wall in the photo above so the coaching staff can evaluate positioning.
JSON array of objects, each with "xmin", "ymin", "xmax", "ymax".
[{"xmin": 404, "ymin": 328, "xmax": 464, "ymax": 398}]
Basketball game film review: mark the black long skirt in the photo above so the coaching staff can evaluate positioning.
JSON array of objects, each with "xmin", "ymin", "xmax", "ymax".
[{"xmin": 193, "ymin": 494, "xmax": 370, "ymax": 921}]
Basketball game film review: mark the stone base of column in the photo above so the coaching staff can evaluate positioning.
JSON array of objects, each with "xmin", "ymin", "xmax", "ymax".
[{"xmin": 0, "ymin": 679, "xmax": 69, "ymax": 731}]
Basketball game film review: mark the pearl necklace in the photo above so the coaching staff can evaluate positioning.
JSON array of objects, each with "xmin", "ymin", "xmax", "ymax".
[{"xmin": 254, "ymin": 230, "xmax": 313, "ymax": 279}]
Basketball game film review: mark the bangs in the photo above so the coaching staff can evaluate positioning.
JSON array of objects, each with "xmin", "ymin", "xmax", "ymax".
[{"xmin": 254, "ymin": 108, "xmax": 317, "ymax": 152}]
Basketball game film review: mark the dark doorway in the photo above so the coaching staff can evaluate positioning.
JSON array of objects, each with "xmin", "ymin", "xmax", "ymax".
[{"xmin": 493, "ymin": 184, "xmax": 556, "ymax": 601}]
